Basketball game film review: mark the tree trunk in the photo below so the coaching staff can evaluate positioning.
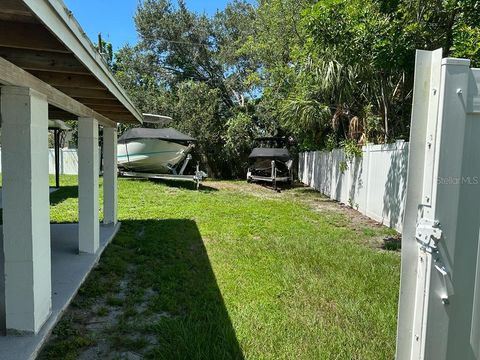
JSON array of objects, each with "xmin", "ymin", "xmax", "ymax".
[
  {"xmin": 380, "ymin": 75, "xmax": 389, "ymax": 143},
  {"xmin": 444, "ymin": 9, "xmax": 459, "ymax": 57}
]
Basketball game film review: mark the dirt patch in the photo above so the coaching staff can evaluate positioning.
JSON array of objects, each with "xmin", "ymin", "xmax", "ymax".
[
  {"xmin": 304, "ymin": 198, "xmax": 399, "ymax": 250},
  {"xmin": 41, "ymin": 263, "xmax": 168, "ymax": 360},
  {"xmin": 206, "ymin": 180, "xmax": 297, "ymax": 200}
]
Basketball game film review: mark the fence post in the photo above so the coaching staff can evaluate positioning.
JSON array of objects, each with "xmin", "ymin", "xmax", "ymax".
[
  {"xmin": 363, "ymin": 143, "xmax": 371, "ymax": 215},
  {"xmin": 60, "ymin": 148, "xmax": 64, "ymax": 175}
]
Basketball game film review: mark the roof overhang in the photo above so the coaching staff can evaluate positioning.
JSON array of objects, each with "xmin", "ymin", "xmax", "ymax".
[{"xmin": 0, "ymin": 0, "xmax": 143, "ymax": 125}]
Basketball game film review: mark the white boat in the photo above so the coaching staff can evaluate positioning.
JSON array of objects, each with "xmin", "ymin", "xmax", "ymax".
[{"xmin": 117, "ymin": 127, "xmax": 196, "ymax": 174}]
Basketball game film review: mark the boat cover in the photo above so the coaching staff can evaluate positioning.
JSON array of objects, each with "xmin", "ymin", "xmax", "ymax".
[
  {"xmin": 248, "ymin": 147, "xmax": 291, "ymax": 162},
  {"xmin": 118, "ymin": 127, "xmax": 196, "ymax": 143}
]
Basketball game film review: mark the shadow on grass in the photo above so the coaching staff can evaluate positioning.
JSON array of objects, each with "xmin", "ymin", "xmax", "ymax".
[
  {"xmin": 39, "ymin": 219, "xmax": 244, "ymax": 359},
  {"xmin": 0, "ymin": 185, "xmax": 77, "ymax": 223},
  {"xmin": 123, "ymin": 177, "xmax": 219, "ymax": 192},
  {"xmin": 49, "ymin": 186, "xmax": 78, "ymax": 206},
  {"xmin": 121, "ymin": 219, "xmax": 242, "ymax": 358},
  {"xmin": 152, "ymin": 179, "xmax": 219, "ymax": 192},
  {"xmin": 251, "ymin": 180, "xmax": 294, "ymax": 192}
]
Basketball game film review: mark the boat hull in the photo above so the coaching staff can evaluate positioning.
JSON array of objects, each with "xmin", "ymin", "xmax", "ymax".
[{"xmin": 117, "ymin": 139, "xmax": 191, "ymax": 173}]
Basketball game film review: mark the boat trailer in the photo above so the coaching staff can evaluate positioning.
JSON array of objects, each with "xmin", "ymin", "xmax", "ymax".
[
  {"xmin": 247, "ymin": 160, "xmax": 292, "ymax": 191},
  {"xmin": 119, "ymin": 155, "xmax": 207, "ymax": 189}
]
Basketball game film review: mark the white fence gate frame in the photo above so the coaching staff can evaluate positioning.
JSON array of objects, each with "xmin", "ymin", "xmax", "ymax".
[{"xmin": 397, "ymin": 49, "xmax": 480, "ymax": 359}]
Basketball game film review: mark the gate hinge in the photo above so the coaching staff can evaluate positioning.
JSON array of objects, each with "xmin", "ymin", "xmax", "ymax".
[{"xmin": 415, "ymin": 218, "xmax": 442, "ymax": 252}]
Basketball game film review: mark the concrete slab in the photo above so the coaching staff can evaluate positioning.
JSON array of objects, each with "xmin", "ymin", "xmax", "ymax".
[{"xmin": 0, "ymin": 222, "xmax": 120, "ymax": 360}]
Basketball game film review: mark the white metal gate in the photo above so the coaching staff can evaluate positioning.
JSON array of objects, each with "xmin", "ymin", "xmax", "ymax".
[{"xmin": 397, "ymin": 49, "xmax": 480, "ymax": 359}]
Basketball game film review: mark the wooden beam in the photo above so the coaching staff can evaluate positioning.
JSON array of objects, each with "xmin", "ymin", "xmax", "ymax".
[
  {"xmin": 89, "ymin": 106, "xmax": 131, "ymax": 113},
  {"xmin": 54, "ymin": 86, "xmax": 116, "ymax": 100},
  {"xmin": 0, "ymin": 12, "xmax": 37, "ymax": 24},
  {"xmin": 23, "ymin": 0, "xmax": 143, "ymax": 123},
  {"xmin": 0, "ymin": 0, "xmax": 37, "ymax": 24},
  {"xmin": 0, "ymin": 0, "xmax": 33, "ymax": 17},
  {"xmin": 0, "ymin": 20, "xmax": 69, "ymax": 53},
  {"xmin": 0, "ymin": 47, "xmax": 89, "ymax": 74},
  {"xmin": 72, "ymin": 97, "xmax": 125, "ymax": 107},
  {"xmin": 98, "ymin": 112, "xmax": 137, "ymax": 122},
  {"xmin": 0, "ymin": 56, "xmax": 116, "ymax": 126},
  {"xmin": 29, "ymin": 70, "xmax": 105, "ymax": 90},
  {"xmin": 48, "ymin": 109, "xmax": 78, "ymax": 120}
]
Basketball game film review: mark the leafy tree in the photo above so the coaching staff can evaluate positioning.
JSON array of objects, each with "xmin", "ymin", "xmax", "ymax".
[
  {"xmin": 134, "ymin": 0, "xmax": 257, "ymax": 108},
  {"xmin": 114, "ymin": 0, "xmax": 262, "ymax": 178},
  {"xmin": 112, "ymin": 0, "xmax": 480, "ymax": 176},
  {"xmin": 170, "ymin": 81, "xmax": 226, "ymax": 178},
  {"xmin": 247, "ymin": 0, "xmax": 480, "ymax": 149},
  {"xmin": 114, "ymin": 46, "xmax": 171, "ymax": 115},
  {"xmin": 96, "ymin": 35, "xmax": 114, "ymax": 67},
  {"xmin": 224, "ymin": 111, "xmax": 259, "ymax": 171}
]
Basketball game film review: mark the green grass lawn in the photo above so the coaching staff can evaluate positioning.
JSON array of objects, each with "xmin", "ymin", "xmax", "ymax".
[{"xmin": 40, "ymin": 176, "xmax": 400, "ymax": 360}]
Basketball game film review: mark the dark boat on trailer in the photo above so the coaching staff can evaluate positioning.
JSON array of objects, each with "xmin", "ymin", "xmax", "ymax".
[{"xmin": 247, "ymin": 137, "xmax": 293, "ymax": 190}]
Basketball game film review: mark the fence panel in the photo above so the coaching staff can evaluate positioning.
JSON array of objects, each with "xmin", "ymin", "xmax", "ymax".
[
  {"xmin": 0, "ymin": 148, "xmax": 82, "ymax": 175},
  {"xmin": 298, "ymin": 141, "xmax": 408, "ymax": 232}
]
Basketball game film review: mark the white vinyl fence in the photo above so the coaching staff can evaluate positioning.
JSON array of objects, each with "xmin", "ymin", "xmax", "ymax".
[
  {"xmin": 0, "ymin": 148, "xmax": 80, "ymax": 175},
  {"xmin": 298, "ymin": 140, "xmax": 408, "ymax": 232},
  {"xmin": 47, "ymin": 148, "xmax": 79, "ymax": 175}
]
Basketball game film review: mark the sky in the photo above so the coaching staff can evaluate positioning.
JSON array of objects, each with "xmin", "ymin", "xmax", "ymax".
[{"xmin": 63, "ymin": 0, "xmax": 255, "ymax": 51}]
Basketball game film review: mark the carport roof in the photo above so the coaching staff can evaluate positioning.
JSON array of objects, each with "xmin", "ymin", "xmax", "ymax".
[{"xmin": 0, "ymin": 0, "xmax": 143, "ymax": 125}]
